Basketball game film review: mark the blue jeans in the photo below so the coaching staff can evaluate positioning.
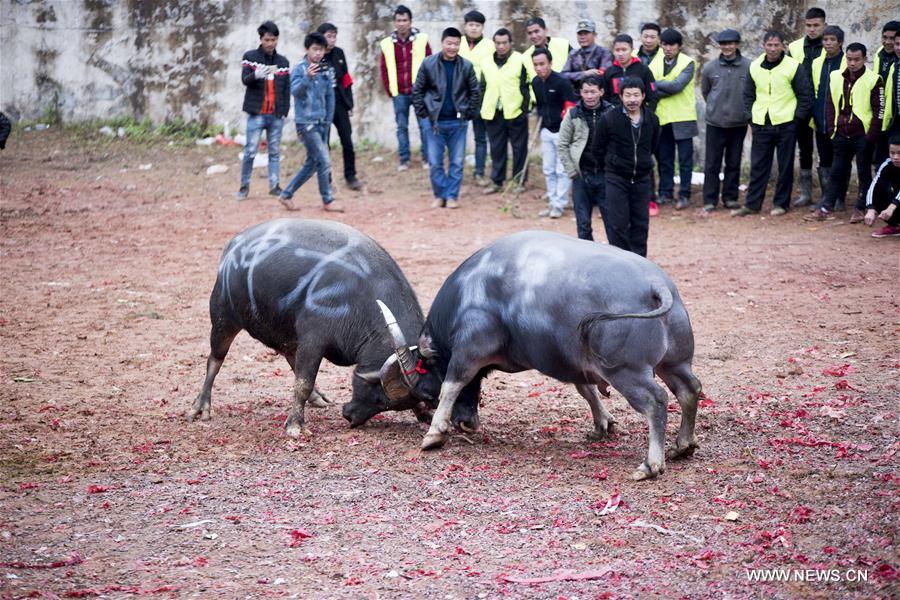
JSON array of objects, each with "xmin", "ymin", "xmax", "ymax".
[
  {"xmin": 392, "ymin": 94, "xmax": 425, "ymax": 164},
  {"xmin": 282, "ymin": 122, "xmax": 333, "ymax": 204},
  {"xmin": 240, "ymin": 114, "xmax": 284, "ymax": 190},
  {"xmin": 657, "ymin": 124, "xmax": 694, "ymax": 201},
  {"xmin": 572, "ymin": 171, "xmax": 606, "ymax": 241},
  {"xmin": 472, "ymin": 116, "xmax": 487, "ymax": 177},
  {"xmin": 422, "ymin": 118, "xmax": 467, "ymax": 201}
]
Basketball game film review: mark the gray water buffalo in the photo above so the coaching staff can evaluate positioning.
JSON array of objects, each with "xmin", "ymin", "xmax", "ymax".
[
  {"xmin": 188, "ymin": 218, "xmax": 439, "ymax": 436},
  {"xmin": 376, "ymin": 231, "xmax": 702, "ymax": 480}
]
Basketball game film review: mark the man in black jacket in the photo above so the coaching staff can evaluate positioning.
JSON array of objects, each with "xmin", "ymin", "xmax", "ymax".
[
  {"xmin": 412, "ymin": 27, "xmax": 481, "ymax": 209},
  {"xmin": 605, "ymin": 34, "xmax": 656, "ymax": 108},
  {"xmin": 318, "ymin": 23, "xmax": 362, "ymax": 191},
  {"xmin": 237, "ymin": 21, "xmax": 291, "ymax": 200},
  {"xmin": 596, "ymin": 77, "xmax": 660, "ymax": 257}
]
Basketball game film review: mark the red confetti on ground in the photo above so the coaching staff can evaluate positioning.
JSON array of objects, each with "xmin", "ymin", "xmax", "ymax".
[{"xmin": 0, "ymin": 553, "xmax": 84, "ymax": 569}]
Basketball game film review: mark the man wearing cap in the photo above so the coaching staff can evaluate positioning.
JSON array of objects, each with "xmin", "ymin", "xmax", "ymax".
[
  {"xmin": 787, "ymin": 7, "xmax": 827, "ymax": 208},
  {"xmin": 803, "ymin": 25, "xmax": 846, "ymax": 208},
  {"xmin": 523, "ymin": 17, "xmax": 572, "ymax": 79},
  {"xmin": 379, "ymin": 5, "xmax": 432, "ymax": 172},
  {"xmin": 806, "ymin": 43, "xmax": 884, "ymax": 223},
  {"xmin": 733, "ymin": 31, "xmax": 813, "ymax": 217},
  {"xmin": 700, "ymin": 28, "xmax": 750, "ymax": 211},
  {"xmin": 458, "ymin": 10, "xmax": 495, "ymax": 187},
  {"xmin": 561, "ymin": 18, "xmax": 612, "ymax": 92},
  {"xmin": 652, "ymin": 28, "xmax": 697, "ymax": 210},
  {"xmin": 318, "ymin": 22, "xmax": 362, "ymax": 191}
]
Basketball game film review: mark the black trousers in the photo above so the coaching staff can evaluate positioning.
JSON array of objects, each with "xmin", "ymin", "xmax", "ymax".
[
  {"xmin": 744, "ymin": 122, "xmax": 796, "ymax": 211},
  {"xmin": 703, "ymin": 124, "xmax": 747, "ymax": 207},
  {"xmin": 797, "ymin": 120, "xmax": 815, "ymax": 170},
  {"xmin": 328, "ymin": 100, "xmax": 356, "ymax": 181},
  {"xmin": 825, "ymin": 135, "xmax": 873, "ymax": 211},
  {"xmin": 815, "ymin": 130, "xmax": 835, "ymax": 169},
  {"xmin": 602, "ymin": 172, "xmax": 652, "ymax": 257},
  {"xmin": 572, "ymin": 171, "xmax": 605, "ymax": 241},
  {"xmin": 485, "ymin": 112, "xmax": 528, "ymax": 186}
]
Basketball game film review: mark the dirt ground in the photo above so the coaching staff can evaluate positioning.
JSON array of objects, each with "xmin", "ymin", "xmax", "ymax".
[{"xmin": 0, "ymin": 129, "xmax": 897, "ymax": 599}]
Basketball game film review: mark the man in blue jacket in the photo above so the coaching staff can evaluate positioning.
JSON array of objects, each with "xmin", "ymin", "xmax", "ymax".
[
  {"xmin": 237, "ymin": 21, "xmax": 290, "ymax": 200},
  {"xmin": 279, "ymin": 32, "xmax": 344, "ymax": 212}
]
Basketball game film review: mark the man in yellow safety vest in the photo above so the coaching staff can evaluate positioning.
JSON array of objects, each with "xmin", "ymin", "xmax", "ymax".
[
  {"xmin": 379, "ymin": 5, "xmax": 432, "ymax": 171},
  {"xmin": 802, "ymin": 25, "xmax": 845, "ymax": 210},
  {"xmin": 733, "ymin": 31, "xmax": 813, "ymax": 217},
  {"xmin": 480, "ymin": 28, "xmax": 532, "ymax": 195},
  {"xmin": 787, "ymin": 7, "xmax": 827, "ymax": 207},
  {"xmin": 652, "ymin": 28, "xmax": 697, "ymax": 210},
  {"xmin": 874, "ymin": 21, "xmax": 900, "ymax": 163},
  {"xmin": 806, "ymin": 43, "xmax": 884, "ymax": 223},
  {"xmin": 522, "ymin": 17, "xmax": 572, "ymax": 80},
  {"xmin": 634, "ymin": 22, "xmax": 664, "ymax": 72},
  {"xmin": 458, "ymin": 10, "xmax": 495, "ymax": 186}
]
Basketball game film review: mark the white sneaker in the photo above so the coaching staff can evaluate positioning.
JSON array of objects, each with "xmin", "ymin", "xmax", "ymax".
[
  {"xmin": 538, "ymin": 207, "xmax": 552, "ymax": 217},
  {"xmin": 398, "ymin": 162, "xmax": 410, "ymax": 172},
  {"xmin": 549, "ymin": 207, "xmax": 563, "ymax": 219}
]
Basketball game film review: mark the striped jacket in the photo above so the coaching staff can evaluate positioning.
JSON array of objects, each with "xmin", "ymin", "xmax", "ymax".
[{"xmin": 241, "ymin": 47, "xmax": 291, "ymax": 117}]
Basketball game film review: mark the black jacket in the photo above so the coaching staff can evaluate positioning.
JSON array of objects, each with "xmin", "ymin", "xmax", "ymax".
[
  {"xmin": 321, "ymin": 46, "xmax": 354, "ymax": 110},
  {"xmin": 597, "ymin": 105, "xmax": 660, "ymax": 180},
  {"xmin": 241, "ymin": 47, "xmax": 291, "ymax": 117},
  {"xmin": 532, "ymin": 72, "xmax": 576, "ymax": 133},
  {"xmin": 0, "ymin": 112, "xmax": 10, "ymax": 150},
  {"xmin": 412, "ymin": 53, "xmax": 481, "ymax": 124},
  {"xmin": 604, "ymin": 58, "xmax": 657, "ymax": 109}
]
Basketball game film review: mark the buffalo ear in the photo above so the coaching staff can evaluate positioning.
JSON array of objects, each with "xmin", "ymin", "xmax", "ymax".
[{"xmin": 418, "ymin": 334, "xmax": 437, "ymax": 358}]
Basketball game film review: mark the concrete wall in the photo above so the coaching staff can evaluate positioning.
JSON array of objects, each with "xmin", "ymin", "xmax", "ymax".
[{"xmin": 0, "ymin": 1, "xmax": 894, "ymax": 147}]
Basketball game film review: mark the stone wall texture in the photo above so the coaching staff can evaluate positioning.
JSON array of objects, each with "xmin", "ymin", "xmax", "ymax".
[{"xmin": 1, "ymin": 0, "xmax": 895, "ymax": 146}]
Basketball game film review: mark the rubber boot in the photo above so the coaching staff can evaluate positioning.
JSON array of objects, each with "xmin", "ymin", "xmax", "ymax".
[
  {"xmin": 793, "ymin": 168, "xmax": 813, "ymax": 207},
  {"xmin": 813, "ymin": 166, "xmax": 831, "ymax": 212}
]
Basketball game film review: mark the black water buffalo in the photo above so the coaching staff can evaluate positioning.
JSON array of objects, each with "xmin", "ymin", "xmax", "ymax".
[
  {"xmin": 376, "ymin": 231, "xmax": 701, "ymax": 480},
  {"xmin": 188, "ymin": 218, "xmax": 439, "ymax": 436}
]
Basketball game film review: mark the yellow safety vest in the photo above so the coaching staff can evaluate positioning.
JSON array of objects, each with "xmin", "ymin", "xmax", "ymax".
[
  {"xmin": 480, "ymin": 52, "xmax": 528, "ymax": 120},
  {"xmin": 523, "ymin": 36, "xmax": 571, "ymax": 78},
  {"xmin": 380, "ymin": 33, "xmax": 429, "ymax": 97},
  {"xmin": 829, "ymin": 66, "xmax": 881, "ymax": 136},
  {"xmin": 458, "ymin": 36, "xmax": 495, "ymax": 79},
  {"xmin": 884, "ymin": 63, "xmax": 895, "ymax": 131},
  {"xmin": 651, "ymin": 52, "xmax": 697, "ymax": 125},
  {"xmin": 810, "ymin": 52, "xmax": 846, "ymax": 99},
  {"xmin": 633, "ymin": 47, "xmax": 664, "ymax": 73},
  {"xmin": 749, "ymin": 54, "xmax": 801, "ymax": 126},
  {"xmin": 787, "ymin": 38, "xmax": 807, "ymax": 62}
]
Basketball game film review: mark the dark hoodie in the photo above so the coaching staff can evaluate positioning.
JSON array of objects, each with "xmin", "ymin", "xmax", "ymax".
[
  {"xmin": 604, "ymin": 57, "xmax": 657, "ymax": 109},
  {"xmin": 597, "ymin": 105, "xmax": 661, "ymax": 180}
]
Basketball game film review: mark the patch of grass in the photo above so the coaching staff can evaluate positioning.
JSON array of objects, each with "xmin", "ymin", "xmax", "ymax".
[{"xmin": 59, "ymin": 117, "xmax": 223, "ymax": 146}]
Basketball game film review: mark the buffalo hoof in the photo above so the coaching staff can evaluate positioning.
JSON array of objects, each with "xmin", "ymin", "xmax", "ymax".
[
  {"xmin": 586, "ymin": 417, "xmax": 615, "ymax": 441},
  {"xmin": 666, "ymin": 439, "xmax": 699, "ymax": 460},
  {"xmin": 308, "ymin": 388, "xmax": 330, "ymax": 408},
  {"xmin": 421, "ymin": 431, "xmax": 448, "ymax": 450},
  {"xmin": 285, "ymin": 423, "xmax": 312, "ymax": 439},
  {"xmin": 186, "ymin": 399, "xmax": 211, "ymax": 423},
  {"xmin": 412, "ymin": 403, "xmax": 434, "ymax": 425},
  {"xmin": 630, "ymin": 460, "xmax": 664, "ymax": 481},
  {"xmin": 457, "ymin": 420, "xmax": 479, "ymax": 434}
]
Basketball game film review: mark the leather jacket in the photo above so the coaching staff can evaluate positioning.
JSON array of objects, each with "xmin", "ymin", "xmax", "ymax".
[{"xmin": 412, "ymin": 53, "xmax": 481, "ymax": 124}]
